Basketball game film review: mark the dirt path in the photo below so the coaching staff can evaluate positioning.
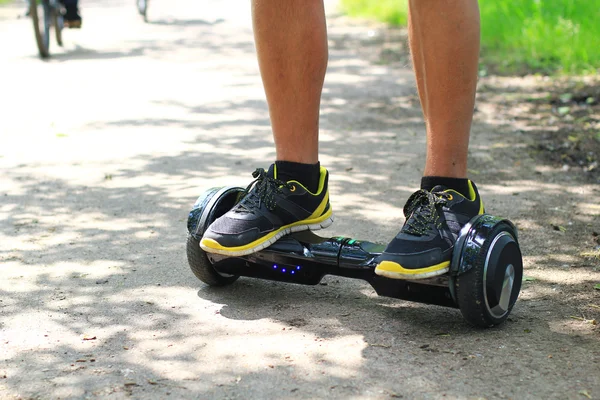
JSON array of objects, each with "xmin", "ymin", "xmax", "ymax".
[{"xmin": 1, "ymin": 1, "xmax": 598, "ymax": 399}]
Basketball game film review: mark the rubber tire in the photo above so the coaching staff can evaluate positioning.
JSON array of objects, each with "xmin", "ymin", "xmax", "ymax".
[
  {"xmin": 187, "ymin": 234, "xmax": 239, "ymax": 286},
  {"xmin": 455, "ymin": 224, "xmax": 520, "ymax": 328},
  {"xmin": 31, "ymin": 0, "xmax": 50, "ymax": 58},
  {"xmin": 53, "ymin": 6, "xmax": 63, "ymax": 47},
  {"xmin": 137, "ymin": 0, "xmax": 148, "ymax": 22}
]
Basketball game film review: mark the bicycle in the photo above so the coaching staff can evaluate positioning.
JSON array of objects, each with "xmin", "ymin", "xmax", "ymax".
[
  {"xmin": 136, "ymin": 0, "xmax": 148, "ymax": 22},
  {"xmin": 29, "ymin": 0, "xmax": 64, "ymax": 58}
]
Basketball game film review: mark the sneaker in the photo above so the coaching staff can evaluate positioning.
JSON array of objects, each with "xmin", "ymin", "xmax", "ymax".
[
  {"xmin": 200, "ymin": 164, "xmax": 333, "ymax": 256},
  {"xmin": 62, "ymin": 2, "xmax": 82, "ymax": 28},
  {"xmin": 375, "ymin": 181, "xmax": 484, "ymax": 280},
  {"xmin": 64, "ymin": 18, "xmax": 81, "ymax": 28}
]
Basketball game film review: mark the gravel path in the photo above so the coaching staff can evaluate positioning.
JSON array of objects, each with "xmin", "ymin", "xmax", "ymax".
[{"xmin": 1, "ymin": 1, "xmax": 598, "ymax": 399}]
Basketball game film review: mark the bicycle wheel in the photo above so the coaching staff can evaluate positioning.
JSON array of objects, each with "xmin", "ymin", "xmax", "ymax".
[
  {"xmin": 30, "ymin": 0, "xmax": 51, "ymax": 58},
  {"xmin": 137, "ymin": 0, "xmax": 148, "ymax": 22},
  {"xmin": 52, "ymin": 0, "xmax": 63, "ymax": 47}
]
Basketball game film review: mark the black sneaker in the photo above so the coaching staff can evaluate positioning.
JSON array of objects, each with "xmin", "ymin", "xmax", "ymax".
[
  {"xmin": 200, "ymin": 164, "xmax": 333, "ymax": 256},
  {"xmin": 61, "ymin": 1, "xmax": 82, "ymax": 28},
  {"xmin": 375, "ymin": 181, "xmax": 484, "ymax": 280}
]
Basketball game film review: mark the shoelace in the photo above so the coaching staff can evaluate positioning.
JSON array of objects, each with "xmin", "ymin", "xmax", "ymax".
[
  {"xmin": 401, "ymin": 189, "xmax": 451, "ymax": 236},
  {"xmin": 233, "ymin": 168, "xmax": 293, "ymax": 213}
]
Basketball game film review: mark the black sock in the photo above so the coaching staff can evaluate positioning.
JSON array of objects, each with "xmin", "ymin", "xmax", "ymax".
[
  {"xmin": 275, "ymin": 161, "xmax": 321, "ymax": 193},
  {"xmin": 421, "ymin": 176, "xmax": 472, "ymax": 199}
]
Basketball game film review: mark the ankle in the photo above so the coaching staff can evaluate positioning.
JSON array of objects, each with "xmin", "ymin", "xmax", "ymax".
[
  {"xmin": 421, "ymin": 176, "xmax": 472, "ymax": 199},
  {"xmin": 274, "ymin": 161, "xmax": 321, "ymax": 193}
]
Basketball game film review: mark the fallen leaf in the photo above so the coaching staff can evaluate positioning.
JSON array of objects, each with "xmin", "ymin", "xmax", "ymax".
[
  {"xmin": 552, "ymin": 224, "xmax": 567, "ymax": 232},
  {"xmin": 523, "ymin": 277, "xmax": 536, "ymax": 282},
  {"xmin": 594, "ymin": 284, "xmax": 600, "ymax": 290},
  {"xmin": 557, "ymin": 106, "xmax": 571, "ymax": 115},
  {"xmin": 81, "ymin": 335, "xmax": 96, "ymax": 341},
  {"xmin": 559, "ymin": 93, "xmax": 573, "ymax": 103},
  {"xmin": 579, "ymin": 390, "xmax": 592, "ymax": 399}
]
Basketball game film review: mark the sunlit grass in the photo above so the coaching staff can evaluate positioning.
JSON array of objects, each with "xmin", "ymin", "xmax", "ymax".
[
  {"xmin": 340, "ymin": 0, "xmax": 407, "ymax": 26},
  {"xmin": 480, "ymin": 0, "xmax": 600, "ymax": 74},
  {"xmin": 339, "ymin": 0, "xmax": 600, "ymax": 75}
]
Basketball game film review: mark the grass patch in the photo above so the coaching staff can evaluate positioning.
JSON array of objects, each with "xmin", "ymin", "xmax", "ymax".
[
  {"xmin": 339, "ymin": 0, "xmax": 600, "ymax": 75},
  {"xmin": 481, "ymin": 1, "xmax": 600, "ymax": 74},
  {"xmin": 340, "ymin": 0, "xmax": 407, "ymax": 26}
]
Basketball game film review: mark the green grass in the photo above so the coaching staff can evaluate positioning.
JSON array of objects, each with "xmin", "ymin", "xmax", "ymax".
[
  {"xmin": 341, "ymin": 0, "xmax": 407, "ymax": 26},
  {"xmin": 339, "ymin": 0, "xmax": 600, "ymax": 75},
  {"xmin": 481, "ymin": 1, "xmax": 600, "ymax": 74}
]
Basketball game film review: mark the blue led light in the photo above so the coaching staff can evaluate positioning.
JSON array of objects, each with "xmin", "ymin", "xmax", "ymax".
[
  {"xmin": 291, "ymin": 271, "xmax": 295, "ymax": 275},
  {"xmin": 273, "ymin": 265, "xmax": 278, "ymax": 269},
  {"xmin": 296, "ymin": 266, "xmax": 301, "ymax": 270},
  {"xmin": 282, "ymin": 268, "xmax": 286, "ymax": 273}
]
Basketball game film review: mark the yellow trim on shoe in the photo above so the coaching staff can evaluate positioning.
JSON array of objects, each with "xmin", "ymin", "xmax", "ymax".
[
  {"xmin": 467, "ymin": 180, "xmax": 477, "ymax": 201},
  {"xmin": 443, "ymin": 182, "xmax": 484, "ymax": 215},
  {"xmin": 286, "ymin": 166, "xmax": 328, "ymax": 195},
  {"xmin": 200, "ymin": 208, "xmax": 333, "ymax": 256},
  {"xmin": 374, "ymin": 260, "xmax": 450, "ymax": 280},
  {"xmin": 466, "ymin": 180, "xmax": 485, "ymax": 214},
  {"xmin": 307, "ymin": 190, "xmax": 329, "ymax": 220}
]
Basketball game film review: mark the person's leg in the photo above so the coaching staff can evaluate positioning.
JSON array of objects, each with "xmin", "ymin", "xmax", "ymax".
[
  {"xmin": 376, "ymin": 0, "xmax": 483, "ymax": 280},
  {"xmin": 411, "ymin": 0, "xmax": 480, "ymax": 178},
  {"xmin": 62, "ymin": 0, "xmax": 81, "ymax": 28},
  {"xmin": 252, "ymin": 0, "xmax": 327, "ymax": 165},
  {"xmin": 201, "ymin": 0, "xmax": 332, "ymax": 256}
]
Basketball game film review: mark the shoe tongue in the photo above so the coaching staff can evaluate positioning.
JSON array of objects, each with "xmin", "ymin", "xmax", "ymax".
[{"xmin": 267, "ymin": 164, "xmax": 277, "ymax": 179}]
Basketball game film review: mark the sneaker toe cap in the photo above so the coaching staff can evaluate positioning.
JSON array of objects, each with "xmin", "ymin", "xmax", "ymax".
[
  {"xmin": 202, "ymin": 227, "xmax": 263, "ymax": 248},
  {"xmin": 208, "ymin": 213, "xmax": 274, "ymax": 236}
]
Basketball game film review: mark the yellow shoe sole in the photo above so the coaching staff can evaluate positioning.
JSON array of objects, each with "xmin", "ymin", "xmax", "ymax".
[
  {"xmin": 374, "ymin": 260, "xmax": 450, "ymax": 280},
  {"xmin": 200, "ymin": 210, "xmax": 334, "ymax": 257}
]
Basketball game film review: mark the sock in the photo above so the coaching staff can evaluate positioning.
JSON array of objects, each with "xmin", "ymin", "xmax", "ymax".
[
  {"xmin": 421, "ymin": 176, "xmax": 472, "ymax": 199},
  {"xmin": 275, "ymin": 161, "xmax": 321, "ymax": 193}
]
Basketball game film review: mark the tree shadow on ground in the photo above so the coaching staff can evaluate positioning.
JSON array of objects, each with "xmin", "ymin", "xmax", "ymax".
[{"xmin": 1, "ymin": 10, "xmax": 599, "ymax": 400}]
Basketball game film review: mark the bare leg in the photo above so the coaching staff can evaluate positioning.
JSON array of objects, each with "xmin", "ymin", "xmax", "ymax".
[
  {"xmin": 408, "ymin": 0, "xmax": 480, "ymax": 178},
  {"xmin": 252, "ymin": 0, "xmax": 328, "ymax": 164}
]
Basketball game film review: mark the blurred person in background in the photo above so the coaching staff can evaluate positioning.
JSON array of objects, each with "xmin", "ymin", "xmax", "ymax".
[{"xmin": 25, "ymin": 0, "xmax": 81, "ymax": 27}]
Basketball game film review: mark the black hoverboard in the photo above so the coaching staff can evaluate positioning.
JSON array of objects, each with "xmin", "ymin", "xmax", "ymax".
[{"xmin": 186, "ymin": 186, "xmax": 523, "ymax": 328}]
